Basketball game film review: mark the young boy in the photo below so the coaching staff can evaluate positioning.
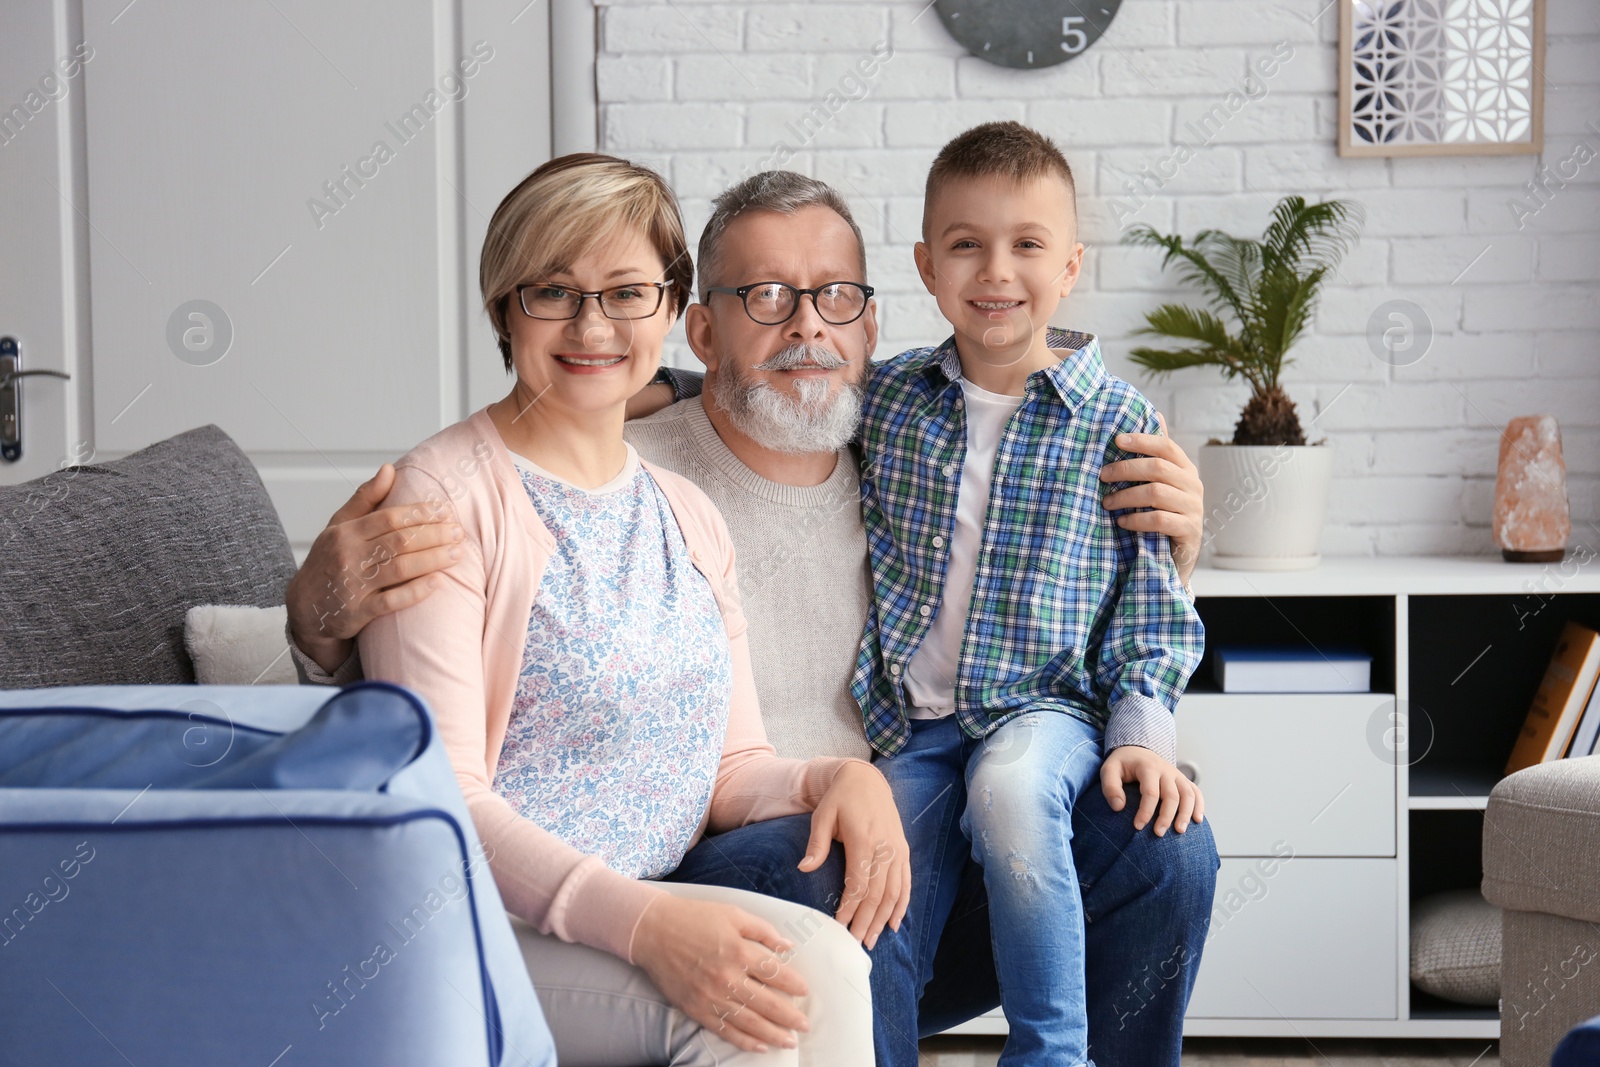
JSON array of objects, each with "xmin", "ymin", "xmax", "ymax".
[{"xmin": 851, "ymin": 121, "xmax": 1207, "ymax": 1065}]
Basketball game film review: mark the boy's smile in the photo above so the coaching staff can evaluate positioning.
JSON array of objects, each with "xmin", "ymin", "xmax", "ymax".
[{"xmin": 914, "ymin": 172, "xmax": 1085, "ymax": 394}]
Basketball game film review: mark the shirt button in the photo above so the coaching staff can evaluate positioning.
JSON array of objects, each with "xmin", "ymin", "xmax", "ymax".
[
  {"xmin": 919, "ymin": 604, "xmax": 932, "ymax": 617},
  {"xmin": 889, "ymin": 663, "xmax": 902, "ymax": 676},
  {"xmin": 932, "ymin": 535, "xmax": 945, "ymax": 549},
  {"xmin": 943, "ymin": 464, "xmax": 957, "ymax": 478},
  {"xmin": 953, "ymin": 397, "xmax": 964, "ymax": 410}
]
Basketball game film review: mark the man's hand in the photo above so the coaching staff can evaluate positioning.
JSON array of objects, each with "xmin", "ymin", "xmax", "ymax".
[
  {"xmin": 285, "ymin": 464, "xmax": 462, "ymax": 673},
  {"xmin": 1100, "ymin": 411, "xmax": 1204, "ymax": 586},
  {"xmin": 631, "ymin": 894, "xmax": 810, "ymax": 1055},
  {"xmin": 798, "ymin": 761, "xmax": 910, "ymax": 950},
  {"xmin": 1101, "ymin": 745, "xmax": 1204, "ymax": 837}
]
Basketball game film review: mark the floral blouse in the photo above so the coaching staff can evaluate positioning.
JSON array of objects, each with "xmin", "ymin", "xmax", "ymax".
[{"xmin": 492, "ymin": 446, "xmax": 733, "ymax": 879}]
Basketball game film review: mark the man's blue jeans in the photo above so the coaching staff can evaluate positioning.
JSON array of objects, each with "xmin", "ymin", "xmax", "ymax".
[{"xmin": 665, "ymin": 716, "xmax": 1219, "ymax": 1067}]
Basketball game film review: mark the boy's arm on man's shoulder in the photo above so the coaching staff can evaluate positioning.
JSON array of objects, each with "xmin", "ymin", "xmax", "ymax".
[{"xmin": 654, "ymin": 366, "xmax": 704, "ymax": 401}]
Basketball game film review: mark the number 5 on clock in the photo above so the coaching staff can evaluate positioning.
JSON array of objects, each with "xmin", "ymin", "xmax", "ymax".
[{"xmin": 1061, "ymin": 15, "xmax": 1088, "ymax": 53}]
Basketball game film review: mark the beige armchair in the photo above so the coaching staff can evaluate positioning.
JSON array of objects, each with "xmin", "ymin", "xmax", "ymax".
[{"xmin": 1481, "ymin": 755, "xmax": 1600, "ymax": 1067}]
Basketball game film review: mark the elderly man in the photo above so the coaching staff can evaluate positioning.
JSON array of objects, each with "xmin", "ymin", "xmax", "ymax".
[{"xmin": 286, "ymin": 171, "xmax": 1216, "ymax": 1067}]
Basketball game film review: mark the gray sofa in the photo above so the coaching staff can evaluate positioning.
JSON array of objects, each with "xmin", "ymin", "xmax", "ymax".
[
  {"xmin": 0, "ymin": 425, "xmax": 296, "ymax": 688},
  {"xmin": 1482, "ymin": 755, "xmax": 1600, "ymax": 1067},
  {"xmin": 0, "ymin": 427, "xmax": 559, "ymax": 1065}
]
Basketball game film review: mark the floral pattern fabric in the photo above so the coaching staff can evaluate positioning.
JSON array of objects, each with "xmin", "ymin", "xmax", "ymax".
[{"xmin": 493, "ymin": 451, "xmax": 732, "ymax": 879}]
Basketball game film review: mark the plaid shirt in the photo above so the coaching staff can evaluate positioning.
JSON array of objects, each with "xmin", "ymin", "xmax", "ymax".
[{"xmin": 851, "ymin": 328, "xmax": 1204, "ymax": 760}]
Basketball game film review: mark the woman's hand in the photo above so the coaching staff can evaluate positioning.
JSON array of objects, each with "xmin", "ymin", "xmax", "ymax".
[
  {"xmin": 1101, "ymin": 745, "xmax": 1205, "ymax": 837},
  {"xmin": 1099, "ymin": 411, "xmax": 1204, "ymax": 585},
  {"xmin": 799, "ymin": 761, "xmax": 911, "ymax": 950},
  {"xmin": 630, "ymin": 894, "xmax": 811, "ymax": 1054}
]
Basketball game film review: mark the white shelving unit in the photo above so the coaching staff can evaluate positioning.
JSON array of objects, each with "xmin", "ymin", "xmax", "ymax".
[{"xmin": 948, "ymin": 554, "xmax": 1600, "ymax": 1041}]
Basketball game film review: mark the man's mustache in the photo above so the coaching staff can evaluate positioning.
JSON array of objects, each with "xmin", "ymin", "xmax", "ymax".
[{"xmin": 753, "ymin": 344, "xmax": 848, "ymax": 371}]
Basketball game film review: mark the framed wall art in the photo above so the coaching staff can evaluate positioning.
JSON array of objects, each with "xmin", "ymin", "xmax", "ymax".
[{"xmin": 1338, "ymin": 0, "xmax": 1544, "ymax": 157}]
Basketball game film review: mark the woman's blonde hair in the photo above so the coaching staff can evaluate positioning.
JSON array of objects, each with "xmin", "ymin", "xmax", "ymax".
[{"xmin": 480, "ymin": 153, "xmax": 692, "ymax": 370}]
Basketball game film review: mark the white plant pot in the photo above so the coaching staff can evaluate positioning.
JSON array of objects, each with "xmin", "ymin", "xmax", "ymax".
[{"xmin": 1198, "ymin": 443, "xmax": 1334, "ymax": 571}]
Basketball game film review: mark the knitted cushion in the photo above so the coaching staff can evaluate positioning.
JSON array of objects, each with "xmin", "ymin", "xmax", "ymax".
[{"xmin": 1410, "ymin": 890, "xmax": 1501, "ymax": 1006}]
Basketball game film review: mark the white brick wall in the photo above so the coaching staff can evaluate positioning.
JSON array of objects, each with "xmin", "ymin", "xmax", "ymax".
[{"xmin": 595, "ymin": 0, "xmax": 1600, "ymax": 557}]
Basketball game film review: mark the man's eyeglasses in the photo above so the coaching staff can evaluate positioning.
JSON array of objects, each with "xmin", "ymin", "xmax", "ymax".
[
  {"xmin": 705, "ymin": 281, "xmax": 874, "ymax": 326},
  {"xmin": 516, "ymin": 280, "xmax": 674, "ymax": 321}
]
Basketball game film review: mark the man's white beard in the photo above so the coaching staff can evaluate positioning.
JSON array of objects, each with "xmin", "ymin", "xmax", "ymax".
[{"xmin": 711, "ymin": 344, "xmax": 864, "ymax": 455}]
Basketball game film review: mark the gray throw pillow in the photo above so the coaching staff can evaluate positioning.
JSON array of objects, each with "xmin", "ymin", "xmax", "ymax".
[
  {"xmin": 0, "ymin": 425, "xmax": 295, "ymax": 687},
  {"xmin": 1410, "ymin": 890, "xmax": 1501, "ymax": 1006}
]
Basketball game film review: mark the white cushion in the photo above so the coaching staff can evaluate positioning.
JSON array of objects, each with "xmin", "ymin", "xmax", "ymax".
[{"xmin": 184, "ymin": 604, "xmax": 298, "ymax": 685}]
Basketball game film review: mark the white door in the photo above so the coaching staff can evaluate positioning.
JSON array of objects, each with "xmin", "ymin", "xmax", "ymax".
[{"xmin": 0, "ymin": 0, "xmax": 575, "ymax": 547}]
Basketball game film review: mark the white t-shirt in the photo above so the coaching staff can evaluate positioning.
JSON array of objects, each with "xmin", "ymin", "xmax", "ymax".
[{"xmin": 903, "ymin": 378, "xmax": 1027, "ymax": 719}]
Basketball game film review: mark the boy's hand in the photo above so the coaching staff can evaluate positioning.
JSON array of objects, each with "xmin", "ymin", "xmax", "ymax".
[{"xmin": 1101, "ymin": 745, "xmax": 1204, "ymax": 837}]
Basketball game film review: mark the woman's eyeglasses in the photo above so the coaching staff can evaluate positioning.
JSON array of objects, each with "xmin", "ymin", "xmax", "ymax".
[
  {"xmin": 704, "ymin": 281, "xmax": 874, "ymax": 326},
  {"xmin": 516, "ymin": 280, "xmax": 674, "ymax": 321}
]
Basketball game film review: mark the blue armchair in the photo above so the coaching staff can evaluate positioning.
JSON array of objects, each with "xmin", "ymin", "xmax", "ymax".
[{"xmin": 0, "ymin": 682, "xmax": 555, "ymax": 1067}]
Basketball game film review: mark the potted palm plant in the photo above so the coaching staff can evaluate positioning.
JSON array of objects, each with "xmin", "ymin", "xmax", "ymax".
[{"xmin": 1124, "ymin": 196, "xmax": 1363, "ymax": 570}]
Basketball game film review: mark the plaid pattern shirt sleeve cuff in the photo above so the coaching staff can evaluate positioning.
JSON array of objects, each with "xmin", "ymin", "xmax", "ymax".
[
  {"xmin": 653, "ymin": 366, "xmax": 704, "ymax": 402},
  {"xmin": 1104, "ymin": 692, "xmax": 1178, "ymax": 764}
]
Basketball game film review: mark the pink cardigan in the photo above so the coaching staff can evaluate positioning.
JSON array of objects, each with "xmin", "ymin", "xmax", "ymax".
[{"xmin": 359, "ymin": 408, "xmax": 861, "ymax": 961}]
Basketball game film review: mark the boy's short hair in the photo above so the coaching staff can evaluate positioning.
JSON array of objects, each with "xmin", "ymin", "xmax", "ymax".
[{"xmin": 923, "ymin": 121, "xmax": 1077, "ymax": 235}]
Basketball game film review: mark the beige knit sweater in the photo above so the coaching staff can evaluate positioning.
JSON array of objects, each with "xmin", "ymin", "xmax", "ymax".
[{"xmin": 625, "ymin": 398, "xmax": 875, "ymax": 764}]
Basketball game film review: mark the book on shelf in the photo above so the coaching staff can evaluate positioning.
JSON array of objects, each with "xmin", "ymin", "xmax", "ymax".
[
  {"xmin": 1505, "ymin": 620, "xmax": 1600, "ymax": 775},
  {"xmin": 1212, "ymin": 646, "xmax": 1372, "ymax": 693},
  {"xmin": 1567, "ymin": 671, "xmax": 1600, "ymax": 759}
]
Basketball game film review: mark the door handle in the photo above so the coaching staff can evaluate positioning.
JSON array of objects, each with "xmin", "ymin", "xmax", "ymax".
[{"xmin": 1, "ymin": 337, "xmax": 73, "ymax": 463}]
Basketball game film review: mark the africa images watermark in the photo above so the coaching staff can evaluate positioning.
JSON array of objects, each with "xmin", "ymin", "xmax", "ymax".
[
  {"xmin": 310, "ymin": 842, "xmax": 495, "ymax": 1030},
  {"xmin": 1108, "ymin": 839, "xmax": 1297, "ymax": 1031},
  {"xmin": 0, "ymin": 841, "xmax": 97, "ymax": 949},
  {"xmin": 741, "ymin": 39, "xmax": 895, "ymax": 182},
  {"xmin": 1505, "ymin": 938, "xmax": 1597, "ymax": 1034},
  {"xmin": 1510, "ymin": 540, "xmax": 1597, "ymax": 630},
  {"xmin": 1199, "ymin": 442, "xmax": 1295, "ymax": 552},
  {"xmin": 306, "ymin": 40, "xmax": 495, "ymax": 230},
  {"xmin": 714, "ymin": 840, "xmax": 895, "ymax": 1033},
  {"xmin": 306, "ymin": 439, "xmax": 492, "ymax": 639},
  {"xmin": 0, "ymin": 42, "xmax": 94, "ymax": 149},
  {"xmin": 1, "ymin": 440, "xmax": 96, "ymax": 549},
  {"xmin": 1108, "ymin": 41, "xmax": 1295, "ymax": 226},
  {"xmin": 1506, "ymin": 119, "xmax": 1600, "ymax": 231},
  {"xmin": 1208, "ymin": 839, "xmax": 1296, "ymax": 943}
]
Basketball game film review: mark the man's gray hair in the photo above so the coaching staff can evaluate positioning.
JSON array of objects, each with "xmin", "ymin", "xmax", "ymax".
[{"xmin": 696, "ymin": 171, "xmax": 869, "ymax": 301}]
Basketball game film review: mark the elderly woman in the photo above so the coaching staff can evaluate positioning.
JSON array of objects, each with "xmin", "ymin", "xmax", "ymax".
[{"xmin": 358, "ymin": 154, "xmax": 896, "ymax": 1065}]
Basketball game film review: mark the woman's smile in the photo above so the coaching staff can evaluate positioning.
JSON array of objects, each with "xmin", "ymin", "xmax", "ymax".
[{"xmin": 552, "ymin": 352, "xmax": 629, "ymax": 372}]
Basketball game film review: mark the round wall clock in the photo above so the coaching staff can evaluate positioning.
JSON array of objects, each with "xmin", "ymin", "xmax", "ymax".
[{"xmin": 934, "ymin": 0, "xmax": 1123, "ymax": 69}]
